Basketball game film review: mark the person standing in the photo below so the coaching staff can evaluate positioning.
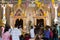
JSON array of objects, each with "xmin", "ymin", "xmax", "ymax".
[
  {"xmin": 2, "ymin": 24, "xmax": 10, "ymax": 40},
  {"xmin": 44, "ymin": 26, "xmax": 50, "ymax": 40},
  {"xmin": 10, "ymin": 24, "xmax": 21, "ymax": 40},
  {"xmin": 24, "ymin": 33, "xmax": 30, "ymax": 40},
  {"xmin": 30, "ymin": 26, "xmax": 35, "ymax": 39},
  {"xmin": 53, "ymin": 24, "xmax": 58, "ymax": 40},
  {"xmin": 34, "ymin": 25, "xmax": 40, "ymax": 35},
  {"xmin": 53, "ymin": 28, "xmax": 58, "ymax": 40}
]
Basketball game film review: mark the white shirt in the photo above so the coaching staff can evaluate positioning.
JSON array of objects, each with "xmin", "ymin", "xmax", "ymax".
[
  {"xmin": 30, "ymin": 28, "xmax": 35, "ymax": 38},
  {"xmin": 11, "ymin": 28, "xmax": 21, "ymax": 40}
]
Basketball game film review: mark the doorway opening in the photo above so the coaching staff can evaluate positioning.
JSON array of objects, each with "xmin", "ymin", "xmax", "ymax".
[
  {"xmin": 37, "ymin": 19, "xmax": 44, "ymax": 27},
  {"xmin": 15, "ymin": 19, "xmax": 23, "ymax": 29}
]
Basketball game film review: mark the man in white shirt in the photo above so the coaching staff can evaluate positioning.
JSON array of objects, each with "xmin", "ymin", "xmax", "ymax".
[
  {"xmin": 10, "ymin": 25, "xmax": 21, "ymax": 40},
  {"xmin": 30, "ymin": 26, "xmax": 35, "ymax": 39}
]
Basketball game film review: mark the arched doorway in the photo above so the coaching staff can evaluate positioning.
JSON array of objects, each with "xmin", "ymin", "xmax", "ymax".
[
  {"xmin": 37, "ymin": 19, "xmax": 44, "ymax": 27},
  {"xmin": 15, "ymin": 19, "xmax": 23, "ymax": 28}
]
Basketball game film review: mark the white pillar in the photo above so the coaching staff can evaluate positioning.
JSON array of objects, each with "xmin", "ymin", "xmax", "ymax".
[
  {"xmin": 2, "ymin": 5, "xmax": 6, "ymax": 24},
  {"xmin": 46, "ymin": 11, "xmax": 51, "ymax": 26},
  {"xmin": 54, "ymin": 4, "xmax": 58, "ymax": 24}
]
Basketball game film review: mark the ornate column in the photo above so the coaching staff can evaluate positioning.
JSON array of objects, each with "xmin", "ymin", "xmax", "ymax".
[
  {"xmin": 1, "ymin": 4, "xmax": 6, "ymax": 24},
  {"xmin": 9, "ymin": 4, "xmax": 13, "ymax": 27},
  {"xmin": 54, "ymin": 4, "xmax": 58, "ymax": 24},
  {"xmin": 46, "ymin": 11, "xmax": 51, "ymax": 26}
]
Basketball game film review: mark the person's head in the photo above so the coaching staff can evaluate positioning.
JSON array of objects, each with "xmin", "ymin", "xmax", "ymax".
[
  {"xmin": 45, "ymin": 25, "xmax": 49, "ymax": 30},
  {"xmin": 50, "ymin": 28, "xmax": 52, "ymax": 31},
  {"xmin": 4, "ymin": 24, "xmax": 10, "ymax": 33},
  {"xmin": 54, "ymin": 23, "xmax": 57, "ymax": 25},
  {"xmin": 55, "ymin": 24, "xmax": 58, "ymax": 27},
  {"xmin": 25, "ymin": 33, "xmax": 30, "ymax": 37},
  {"xmin": 31, "ymin": 26, "xmax": 33, "ymax": 29}
]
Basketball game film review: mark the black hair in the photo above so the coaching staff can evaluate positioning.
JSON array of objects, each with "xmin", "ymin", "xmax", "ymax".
[
  {"xmin": 4, "ymin": 24, "xmax": 10, "ymax": 33},
  {"xmin": 45, "ymin": 25, "xmax": 49, "ymax": 30},
  {"xmin": 31, "ymin": 26, "xmax": 33, "ymax": 29}
]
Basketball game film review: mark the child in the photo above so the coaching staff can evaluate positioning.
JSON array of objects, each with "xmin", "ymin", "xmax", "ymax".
[
  {"xmin": 10, "ymin": 24, "xmax": 21, "ymax": 40},
  {"xmin": 44, "ymin": 26, "xmax": 50, "ymax": 40}
]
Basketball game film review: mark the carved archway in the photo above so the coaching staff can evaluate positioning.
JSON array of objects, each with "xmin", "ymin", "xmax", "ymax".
[{"xmin": 15, "ymin": 9, "xmax": 22, "ymax": 16}]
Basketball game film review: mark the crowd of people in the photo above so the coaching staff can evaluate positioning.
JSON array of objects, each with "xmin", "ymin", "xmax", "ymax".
[{"xmin": 0, "ymin": 23, "xmax": 59, "ymax": 40}]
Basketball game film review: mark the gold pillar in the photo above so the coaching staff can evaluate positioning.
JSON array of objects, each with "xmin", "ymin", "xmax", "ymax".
[
  {"xmin": 18, "ymin": 0, "xmax": 22, "ymax": 6},
  {"xmin": 6, "ymin": 6, "xmax": 11, "ymax": 25},
  {"xmin": 52, "ymin": 0, "xmax": 55, "ymax": 5},
  {"xmin": 0, "ymin": 5, "xmax": 3, "ymax": 20}
]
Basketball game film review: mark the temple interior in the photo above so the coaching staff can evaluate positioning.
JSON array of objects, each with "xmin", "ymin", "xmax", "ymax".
[{"xmin": 0, "ymin": 0, "xmax": 60, "ymax": 29}]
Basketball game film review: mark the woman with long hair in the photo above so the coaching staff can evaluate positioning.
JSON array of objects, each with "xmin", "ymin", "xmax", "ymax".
[{"xmin": 2, "ymin": 24, "xmax": 10, "ymax": 40}]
